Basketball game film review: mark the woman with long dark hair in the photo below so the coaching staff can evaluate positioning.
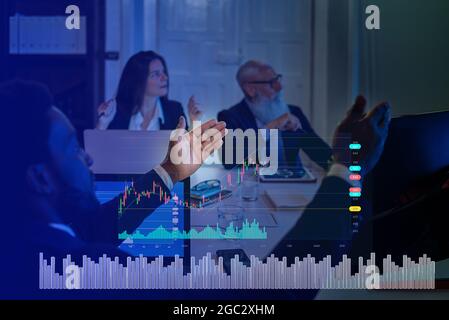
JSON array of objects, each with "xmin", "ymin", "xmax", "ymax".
[{"xmin": 96, "ymin": 51, "xmax": 202, "ymax": 130}]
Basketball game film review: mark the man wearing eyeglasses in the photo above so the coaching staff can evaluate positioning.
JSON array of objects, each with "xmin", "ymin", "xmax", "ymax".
[{"xmin": 218, "ymin": 60, "xmax": 332, "ymax": 169}]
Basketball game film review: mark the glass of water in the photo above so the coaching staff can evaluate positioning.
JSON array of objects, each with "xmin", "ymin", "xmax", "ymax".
[{"xmin": 238, "ymin": 165, "xmax": 259, "ymax": 201}]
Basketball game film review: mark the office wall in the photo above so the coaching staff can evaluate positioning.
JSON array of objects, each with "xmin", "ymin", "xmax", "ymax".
[
  {"xmin": 360, "ymin": 0, "xmax": 449, "ymax": 116},
  {"xmin": 324, "ymin": 0, "xmax": 352, "ymax": 138},
  {"xmin": 324, "ymin": 0, "xmax": 449, "ymax": 139}
]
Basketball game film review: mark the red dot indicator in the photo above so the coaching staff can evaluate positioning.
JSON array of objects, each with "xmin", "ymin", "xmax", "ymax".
[
  {"xmin": 349, "ymin": 187, "xmax": 361, "ymax": 193},
  {"xmin": 350, "ymin": 174, "xmax": 361, "ymax": 181}
]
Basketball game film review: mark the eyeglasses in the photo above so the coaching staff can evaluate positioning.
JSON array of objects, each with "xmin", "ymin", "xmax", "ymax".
[
  {"xmin": 191, "ymin": 179, "xmax": 221, "ymax": 192},
  {"xmin": 246, "ymin": 74, "xmax": 283, "ymax": 88}
]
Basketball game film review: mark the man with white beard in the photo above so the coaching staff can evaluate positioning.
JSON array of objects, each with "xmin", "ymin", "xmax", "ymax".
[{"xmin": 218, "ymin": 60, "xmax": 332, "ymax": 170}]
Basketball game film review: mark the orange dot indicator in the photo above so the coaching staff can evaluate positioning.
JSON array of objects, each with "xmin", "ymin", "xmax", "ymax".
[
  {"xmin": 350, "ymin": 174, "xmax": 361, "ymax": 181},
  {"xmin": 349, "ymin": 206, "xmax": 362, "ymax": 212}
]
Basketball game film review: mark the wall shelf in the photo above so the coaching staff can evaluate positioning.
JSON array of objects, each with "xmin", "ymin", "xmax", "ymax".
[{"xmin": 0, "ymin": 0, "xmax": 105, "ymax": 139}]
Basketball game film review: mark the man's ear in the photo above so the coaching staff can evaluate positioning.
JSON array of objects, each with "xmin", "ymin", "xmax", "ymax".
[{"xmin": 26, "ymin": 164, "xmax": 54, "ymax": 195}]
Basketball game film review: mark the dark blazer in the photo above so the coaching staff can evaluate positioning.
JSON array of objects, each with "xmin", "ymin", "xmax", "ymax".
[
  {"xmin": 5, "ymin": 169, "xmax": 171, "ymax": 298},
  {"xmin": 217, "ymin": 99, "xmax": 332, "ymax": 170},
  {"xmin": 108, "ymin": 98, "xmax": 188, "ymax": 130}
]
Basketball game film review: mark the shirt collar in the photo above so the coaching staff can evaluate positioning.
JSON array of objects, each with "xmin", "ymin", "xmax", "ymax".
[{"xmin": 129, "ymin": 98, "xmax": 165, "ymax": 130}]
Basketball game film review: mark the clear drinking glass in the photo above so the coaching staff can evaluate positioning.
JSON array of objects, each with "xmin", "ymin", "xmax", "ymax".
[{"xmin": 238, "ymin": 165, "xmax": 259, "ymax": 201}]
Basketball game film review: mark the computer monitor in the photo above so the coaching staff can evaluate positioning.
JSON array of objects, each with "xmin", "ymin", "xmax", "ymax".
[{"xmin": 84, "ymin": 129, "xmax": 171, "ymax": 174}]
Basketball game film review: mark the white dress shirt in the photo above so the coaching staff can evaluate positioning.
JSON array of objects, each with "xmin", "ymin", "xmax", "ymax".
[{"xmin": 128, "ymin": 98, "xmax": 165, "ymax": 131}]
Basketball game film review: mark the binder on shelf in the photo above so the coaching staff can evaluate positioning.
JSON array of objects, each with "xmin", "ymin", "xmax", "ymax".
[{"xmin": 12, "ymin": 15, "xmax": 87, "ymax": 55}]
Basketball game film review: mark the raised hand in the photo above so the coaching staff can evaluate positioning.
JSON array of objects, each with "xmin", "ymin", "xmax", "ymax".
[
  {"xmin": 332, "ymin": 95, "xmax": 391, "ymax": 176},
  {"xmin": 161, "ymin": 117, "xmax": 227, "ymax": 184},
  {"xmin": 96, "ymin": 99, "xmax": 116, "ymax": 130},
  {"xmin": 266, "ymin": 112, "xmax": 301, "ymax": 131},
  {"xmin": 187, "ymin": 95, "xmax": 204, "ymax": 124}
]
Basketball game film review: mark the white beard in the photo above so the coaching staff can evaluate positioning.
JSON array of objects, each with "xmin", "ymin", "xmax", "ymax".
[{"xmin": 248, "ymin": 91, "xmax": 290, "ymax": 125}]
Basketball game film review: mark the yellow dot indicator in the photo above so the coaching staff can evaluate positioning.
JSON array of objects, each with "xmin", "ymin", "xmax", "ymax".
[{"xmin": 349, "ymin": 206, "xmax": 362, "ymax": 212}]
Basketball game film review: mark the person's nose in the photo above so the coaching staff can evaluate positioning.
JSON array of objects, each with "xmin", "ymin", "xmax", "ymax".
[{"xmin": 161, "ymin": 72, "xmax": 168, "ymax": 82}]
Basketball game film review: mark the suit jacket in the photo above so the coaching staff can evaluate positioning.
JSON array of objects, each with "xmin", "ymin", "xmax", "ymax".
[
  {"xmin": 217, "ymin": 99, "xmax": 332, "ymax": 170},
  {"xmin": 108, "ymin": 98, "xmax": 188, "ymax": 130},
  {"xmin": 4, "ymin": 169, "xmax": 171, "ymax": 298}
]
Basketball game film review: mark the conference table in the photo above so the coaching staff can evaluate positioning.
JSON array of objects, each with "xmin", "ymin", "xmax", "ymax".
[{"xmin": 189, "ymin": 160, "xmax": 326, "ymax": 261}]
